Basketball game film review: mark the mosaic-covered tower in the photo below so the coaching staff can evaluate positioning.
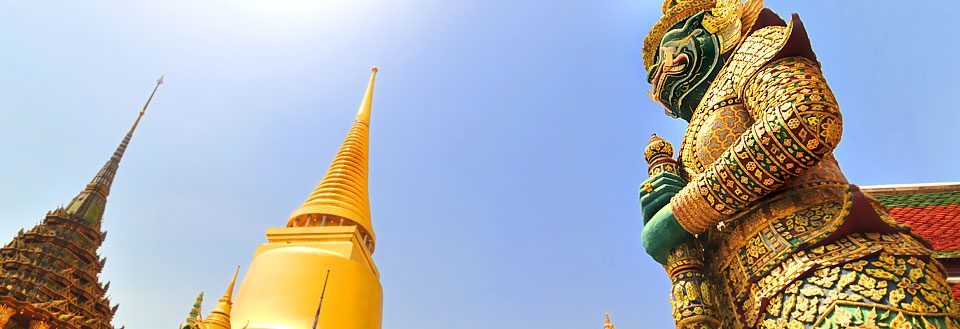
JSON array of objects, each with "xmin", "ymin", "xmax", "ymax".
[{"xmin": 0, "ymin": 77, "xmax": 161, "ymax": 329}]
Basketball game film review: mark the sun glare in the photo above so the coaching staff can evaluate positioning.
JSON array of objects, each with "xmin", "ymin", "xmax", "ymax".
[{"xmin": 230, "ymin": 0, "xmax": 361, "ymax": 21}]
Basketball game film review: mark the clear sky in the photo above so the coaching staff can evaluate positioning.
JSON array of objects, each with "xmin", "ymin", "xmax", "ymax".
[{"xmin": 1, "ymin": 1, "xmax": 958, "ymax": 328}]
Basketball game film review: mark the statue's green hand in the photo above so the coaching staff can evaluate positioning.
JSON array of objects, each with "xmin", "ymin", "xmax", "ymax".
[
  {"xmin": 641, "ymin": 204, "xmax": 692, "ymax": 265},
  {"xmin": 638, "ymin": 172, "xmax": 685, "ymax": 224}
]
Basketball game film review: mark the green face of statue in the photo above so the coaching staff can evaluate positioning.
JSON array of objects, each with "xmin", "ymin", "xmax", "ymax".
[{"xmin": 646, "ymin": 12, "xmax": 723, "ymax": 122}]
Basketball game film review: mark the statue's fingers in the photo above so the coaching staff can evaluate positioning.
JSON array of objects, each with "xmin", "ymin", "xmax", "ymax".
[
  {"xmin": 641, "ymin": 184, "xmax": 682, "ymax": 207},
  {"xmin": 651, "ymin": 175, "xmax": 685, "ymax": 190},
  {"xmin": 642, "ymin": 173, "xmax": 683, "ymax": 198},
  {"xmin": 642, "ymin": 192, "xmax": 675, "ymax": 223},
  {"xmin": 638, "ymin": 173, "xmax": 665, "ymax": 199},
  {"xmin": 659, "ymin": 171, "xmax": 684, "ymax": 182}
]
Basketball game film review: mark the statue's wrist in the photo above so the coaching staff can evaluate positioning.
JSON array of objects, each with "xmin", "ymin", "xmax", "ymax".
[{"xmin": 671, "ymin": 183, "xmax": 725, "ymax": 235}]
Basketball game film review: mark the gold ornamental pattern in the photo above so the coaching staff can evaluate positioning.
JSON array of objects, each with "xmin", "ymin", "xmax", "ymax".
[{"xmin": 656, "ymin": 14, "xmax": 960, "ymax": 328}]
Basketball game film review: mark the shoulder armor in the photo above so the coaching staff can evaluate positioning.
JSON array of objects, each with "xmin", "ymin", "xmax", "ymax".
[
  {"xmin": 773, "ymin": 14, "xmax": 817, "ymax": 64},
  {"xmin": 729, "ymin": 12, "xmax": 818, "ymax": 98}
]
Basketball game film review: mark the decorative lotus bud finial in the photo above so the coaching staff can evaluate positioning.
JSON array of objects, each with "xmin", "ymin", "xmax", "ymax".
[
  {"xmin": 644, "ymin": 134, "xmax": 679, "ymax": 177},
  {"xmin": 644, "ymin": 134, "xmax": 674, "ymax": 163}
]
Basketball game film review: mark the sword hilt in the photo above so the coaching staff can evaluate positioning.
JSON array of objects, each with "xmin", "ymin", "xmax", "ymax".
[{"xmin": 644, "ymin": 134, "xmax": 720, "ymax": 329}]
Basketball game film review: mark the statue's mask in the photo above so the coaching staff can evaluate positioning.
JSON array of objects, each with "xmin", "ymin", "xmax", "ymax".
[{"xmin": 646, "ymin": 12, "xmax": 722, "ymax": 122}]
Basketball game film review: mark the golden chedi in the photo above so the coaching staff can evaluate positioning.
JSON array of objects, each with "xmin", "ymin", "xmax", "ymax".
[{"xmin": 187, "ymin": 68, "xmax": 383, "ymax": 329}]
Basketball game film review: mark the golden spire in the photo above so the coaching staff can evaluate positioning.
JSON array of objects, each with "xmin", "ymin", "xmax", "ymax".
[
  {"xmin": 201, "ymin": 267, "xmax": 239, "ymax": 329},
  {"xmin": 603, "ymin": 312, "xmax": 615, "ymax": 329},
  {"xmin": 287, "ymin": 67, "xmax": 378, "ymax": 240},
  {"xmin": 356, "ymin": 67, "xmax": 377, "ymax": 123}
]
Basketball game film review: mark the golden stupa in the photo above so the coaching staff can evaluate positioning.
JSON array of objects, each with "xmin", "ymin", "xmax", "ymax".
[{"xmin": 186, "ymin": 68, "xmax": 382, "ymax": 329}]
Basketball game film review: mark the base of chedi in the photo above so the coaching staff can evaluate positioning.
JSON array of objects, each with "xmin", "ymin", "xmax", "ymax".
[{"xmin": 229, "ymin": 225, "xmax": 382, "ymax": 329}]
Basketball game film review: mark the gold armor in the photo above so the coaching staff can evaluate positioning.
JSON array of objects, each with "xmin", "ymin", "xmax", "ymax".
[{"xmin": 644, "ymin": 3, "xmax": 960, "ymax": 328}]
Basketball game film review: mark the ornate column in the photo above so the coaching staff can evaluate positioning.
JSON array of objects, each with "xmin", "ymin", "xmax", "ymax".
[{"xmin": 663, "ymin": 242, "xmax": 721, "ymax": 328}]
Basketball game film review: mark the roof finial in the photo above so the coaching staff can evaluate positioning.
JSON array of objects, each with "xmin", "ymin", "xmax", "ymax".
[
  {"xmin": 603, "ymin": 312, "xmax": 615, "ymax": 329},
  {"xmin": 140, "ymin": 75, "xmax": 163, "ymax": 115},
  {"xmin": 224, "ymin": 266, "xmax": 240, "ymax": 300},
  {"xmin": 356, "ymin": 66, "xmax": 378, "ymax": 122},
  {"xmin": 64, "ymin": 77, "xmax": 162, "ymax": 226}
]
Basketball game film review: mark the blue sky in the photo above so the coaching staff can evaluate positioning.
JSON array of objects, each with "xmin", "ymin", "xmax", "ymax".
[{"xmin": 1, "ymin": 1, "xmax": 958, "ymax": 328}]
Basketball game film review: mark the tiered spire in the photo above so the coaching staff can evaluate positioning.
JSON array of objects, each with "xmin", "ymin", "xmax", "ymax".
[
  {"xmin": 287, "ymin": 67, "xmax": 378, "ymax": 240},
  {"xmin": 603, "ymin": 312, "xmax": 615, "ymax": 329},
  {"xmin": 0, "ymin": 77, "xmax": 162, "ymax": 329},
  {"xmin": 200, "ymin": 267, "xmax": 239, "ymax": 329},
  {"xmin": 64, "ymin": 75, "xmax": 163, "ymax": 227},
  {"xmin": 182, "ymin": 292, "xmax": 204, "ymax": 329}
]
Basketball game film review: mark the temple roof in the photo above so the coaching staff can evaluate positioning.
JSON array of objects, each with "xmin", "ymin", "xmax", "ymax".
[
  {"xmin": 0, "ymin": 78, "xmax": 162, "ymax": 328},
  {"xmin": 861, "ymin": 182, "xmax": 960, "ymax": 255}
]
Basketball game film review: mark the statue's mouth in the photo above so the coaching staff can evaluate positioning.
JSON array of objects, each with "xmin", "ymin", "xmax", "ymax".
[
  {"xmin": 665, "ymin": 53, "xmax": 688, "ymax": 74},
  {"xmin": 649, "ymin": 51, "xmax": 689, "ymax": 104}
]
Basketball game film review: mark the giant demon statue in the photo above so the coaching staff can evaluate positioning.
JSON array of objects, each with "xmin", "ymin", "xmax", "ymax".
[{"xmin": 637, "ymin": 1, "xmax": 960, "ymax": 328}]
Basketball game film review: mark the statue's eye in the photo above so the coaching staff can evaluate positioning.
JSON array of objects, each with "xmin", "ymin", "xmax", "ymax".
[{"xmin": 646, "ymin": 65, "xmax": 658, "ymax": 83}]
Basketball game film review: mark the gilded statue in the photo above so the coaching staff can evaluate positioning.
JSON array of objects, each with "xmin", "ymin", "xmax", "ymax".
[{"xmin": 637, "ymin": 1, "xmax": 960, "ymax": 328}]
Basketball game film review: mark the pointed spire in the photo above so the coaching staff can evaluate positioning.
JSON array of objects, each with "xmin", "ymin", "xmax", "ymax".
[
  {"xmin": 64, "ymin": 76, "xmax": 162, "ymax": 227},
  {"xmin": 183, "ymin": 292, "xmax": 204, "ymax": 329},
  {"xmin": 223, "ymin": 266, "xmax": 239, "ymax": 301},
  {"xmin": 603, "ymin": 312, "xmax": 615, "ymax": 329},
  {"xmin": 287, "ymin": 67, "xmax": 378, "ymax": 240},
  {"xmin": 201, "ymin": 267, "xmax": 239, "ymax": 329},
  {"xmin": 355, "ymin": 66, "xmax": 377, "ymax": 123}
]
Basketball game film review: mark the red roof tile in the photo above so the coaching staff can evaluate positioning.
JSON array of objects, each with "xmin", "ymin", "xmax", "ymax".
[
  {"xmin": 887, "ymin": 204, "xmax": 960, "ymax": 251},
  {"xmin": 862, "ymin": 183, "xmax": 960, "ymax": 302},
  {"xmin": 863, "ymin": 183, "xmax": 960, "ymax": 253}
]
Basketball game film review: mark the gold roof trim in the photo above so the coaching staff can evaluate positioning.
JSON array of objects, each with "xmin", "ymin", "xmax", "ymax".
[{"xmin": 859, "ymin": 182, "xmax": 960, "ymax": 196}]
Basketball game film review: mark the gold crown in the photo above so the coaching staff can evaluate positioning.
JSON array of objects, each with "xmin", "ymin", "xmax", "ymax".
[{"xmin": 642, "ymin": 0, "xmax": 764, "ymax": 70}]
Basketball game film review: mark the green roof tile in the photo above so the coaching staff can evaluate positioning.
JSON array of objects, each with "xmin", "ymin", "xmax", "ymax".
[{"xmin": 873, "ymin": 191, "xmax": 960, "ymax": 208}]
